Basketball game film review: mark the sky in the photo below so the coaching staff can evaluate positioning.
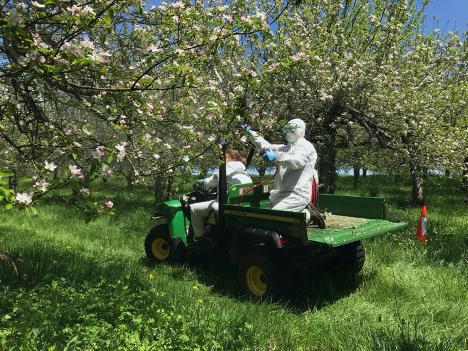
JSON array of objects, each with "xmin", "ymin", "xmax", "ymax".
[{"xmin": 423, "ymin": 0, "xmax": 468, "ymax": 33}]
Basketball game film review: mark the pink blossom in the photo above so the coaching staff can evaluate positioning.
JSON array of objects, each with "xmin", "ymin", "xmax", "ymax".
[
  {"xmin": 105, "ymin": 201, "xmax": 113, "ymax": 209},
  {"xmin": 69, "ymin": 165, "xmax": 82, "ymax": 176}
]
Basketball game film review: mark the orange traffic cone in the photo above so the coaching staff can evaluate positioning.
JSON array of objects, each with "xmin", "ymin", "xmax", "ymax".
[{"xmin": 416, "ymin": 203, "xmax": 427, "ymax": 244}]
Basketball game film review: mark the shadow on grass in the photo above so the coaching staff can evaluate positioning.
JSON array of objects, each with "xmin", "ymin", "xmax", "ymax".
[
  {"xmin": 285, "ymin": 267, "xmax": 375, "ymax": 312},
  {"xmin": 4, "ymin": 200, "xmax": 359, "ymax": 311},
  {"xmin": 140, "ymin": 253, "xmax": 367, "ymax": 312},
  {"xmin": 0, "ymin": 225, "xmax": 146, "ymax": 290}
]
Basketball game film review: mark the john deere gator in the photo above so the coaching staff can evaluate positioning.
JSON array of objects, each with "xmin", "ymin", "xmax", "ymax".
[{"xmin": 145, "ymin": 145, "xmax": 407, "ymax": 297}]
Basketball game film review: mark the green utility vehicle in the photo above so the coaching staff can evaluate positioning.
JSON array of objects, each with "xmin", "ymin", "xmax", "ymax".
[{"xmin": 145, "ymin": 145, "xmax": 407, "ymax": 297}]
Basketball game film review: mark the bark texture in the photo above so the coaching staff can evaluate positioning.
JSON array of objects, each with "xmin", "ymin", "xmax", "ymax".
[
  {"xmin": 353, "ymin": 165, "xmax": 360, "ymax": 189},
  {"xmin": 154, "ymin": 175, "xmax": 172, "ymax": 202},
  {"xmin": 318, "ymin": 130, "xmax": 337, "ymax": 194},
  {"xmin": 462, "ymin": 156, "xmax": 468, "ymax": 192},
  {"xmin": 410, "ymin": 162, "xmax": 424, "ymax": 204}
]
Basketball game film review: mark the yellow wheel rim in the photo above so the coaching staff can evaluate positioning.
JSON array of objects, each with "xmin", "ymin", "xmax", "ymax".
[
  {"xmin": 246, "ymin": 266, "xmax": 267, "ymax": 296},
  {"xmin": 151, "ymin": 238, "xmax": 170, "ymax": 260}
]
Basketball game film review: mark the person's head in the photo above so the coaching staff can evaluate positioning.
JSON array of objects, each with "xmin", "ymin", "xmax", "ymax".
[
  {"xmin": 281, "ymin": 118, "xmax": 306, "ymax": 143},
  {"xmin": 225, "ymin": 148, "xmax": 246, "ymax": 163}
]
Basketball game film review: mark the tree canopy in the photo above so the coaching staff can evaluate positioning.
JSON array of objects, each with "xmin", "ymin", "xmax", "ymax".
[{"xmin": 0, "ymin": 0, "xmax": 466, "ymax": 210}]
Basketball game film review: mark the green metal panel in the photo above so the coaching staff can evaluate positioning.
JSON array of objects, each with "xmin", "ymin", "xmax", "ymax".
[
  {"xmin": 154, "ymin": 199, "xmax": 188, "ymax": 243},
  {"xmin": 223, "ymin": 204, "xmax": 308, "ymax": 243},
  {"xmin": 227, "ymin": 181, "xmax": 273, "ymax": 207},
  {"xmin": 307, "ymin": 220, "xmax": 407, "ymax": 247},
  {"xmin": 318, "ymin": 194, "xmax": 385, "ymax": 219}
]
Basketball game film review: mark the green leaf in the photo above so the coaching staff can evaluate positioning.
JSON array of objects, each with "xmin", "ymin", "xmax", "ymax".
[
  {"xmin": 0, "ymin": 170, "xmax": 14, "ymax": 177},
  {"xmin": 1, "ymin": 187, "xmax": 12, "ymax": 198},
  {"xmin": 30, "ymin": 207, "xmax": 38, "ymax": 216},
  {"xmin": 37, "ymin": 47, "xmax": 52, "ymax": 55},
  {"xmin": 5, "ymin": 203, "xmax": 13, "ymax": 210}
]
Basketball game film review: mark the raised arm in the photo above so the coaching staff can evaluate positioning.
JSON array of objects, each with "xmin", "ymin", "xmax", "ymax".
[
  {"xmin": 276, "ymin": 143, "xmax": 316, "ymax": 170},
  {"xmin": 249, "ymin": 134, "xmax": 286, "ymax": 152}
]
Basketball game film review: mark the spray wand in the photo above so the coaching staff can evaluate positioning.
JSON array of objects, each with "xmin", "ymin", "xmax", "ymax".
[{"xmin": 238, "ymin": 123, "xmax": 279, "ymax": 204}]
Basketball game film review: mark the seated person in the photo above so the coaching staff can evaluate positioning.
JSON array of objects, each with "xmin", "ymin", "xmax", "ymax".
[
  {"xmin": 245, "ymin": 119, "xmax": 318, "ymax": 220},
  {"xmin": 190, "ymin": 148, "xmax": 252, "ymax": 239}
]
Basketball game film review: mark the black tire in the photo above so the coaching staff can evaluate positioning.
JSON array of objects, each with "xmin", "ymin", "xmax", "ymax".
[
  {"xmin": 337, "ymin": 241, "xmax": 365, "ymax": 274},
  {"xmin": 238, "ymin": 250, "xmax": 291, "ymax": 298},
  {"xmin": 144, "ymin": 226, "xmax": 186, "ymax": 263}
]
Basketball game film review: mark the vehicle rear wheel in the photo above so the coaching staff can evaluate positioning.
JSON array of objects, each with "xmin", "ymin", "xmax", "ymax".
[
  {"xmin": 238, "ymin": 251, "xmax": 291, "ymax": 298},
  {"xmin": 144, "ymin": 226, "xmax": 186, "ymax": 263},
  {"xmin": 337, "ymin": 241, "xmax": 365, "ymax": 273}
]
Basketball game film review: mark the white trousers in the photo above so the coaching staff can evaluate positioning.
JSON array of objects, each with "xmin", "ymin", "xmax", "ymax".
[
  {"xmin": 190, "ymin": 200, "xmax": 219, "ymax": 238},
  {"xmin": 271, "ymin": 199, "xmax": 310, "ymax": 222}
]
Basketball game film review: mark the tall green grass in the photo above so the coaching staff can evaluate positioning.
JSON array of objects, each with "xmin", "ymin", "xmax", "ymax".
[{"xmin": 0, "ymin": 176, "xmax": 466, "ymax": 350}]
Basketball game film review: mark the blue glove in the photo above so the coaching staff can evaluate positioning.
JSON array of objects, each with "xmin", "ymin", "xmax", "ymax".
[
  {"xmin": 261, "ymin": 150, "xmax": 278, "ymax": 162},
  {"xmin": 241, "ymin": 124, "xmax": 253, "ymax": 134}
]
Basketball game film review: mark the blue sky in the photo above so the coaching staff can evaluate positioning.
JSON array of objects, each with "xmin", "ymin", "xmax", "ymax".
[{"xmin": 423, "ymin": 0, "xmax": 468, "ymax": 33}]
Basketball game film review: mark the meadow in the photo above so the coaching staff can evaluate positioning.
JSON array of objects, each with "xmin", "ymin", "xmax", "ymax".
[{"xmin": 0, "ymin": 175, "xmax": 466, "ymax": 350}]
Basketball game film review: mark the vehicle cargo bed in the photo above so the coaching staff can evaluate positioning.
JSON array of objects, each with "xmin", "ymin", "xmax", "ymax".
[{"xmin": 307, "ymin": 214, "xmax": 406, "ymax": 247}]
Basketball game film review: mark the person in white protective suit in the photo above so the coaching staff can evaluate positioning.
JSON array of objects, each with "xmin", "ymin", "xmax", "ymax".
[
  {"xmin": 246, "ymin": 119, "xmax": 318, "ymax": 217},
  {"xmin": 190, "ymin": 148, "xmax": 252, "ymax": 239}
]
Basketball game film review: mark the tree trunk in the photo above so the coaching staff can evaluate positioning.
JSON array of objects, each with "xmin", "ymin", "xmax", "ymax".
[
  {"xmin": 256, "ymin": 165, "xmax": 266, "ymax": 177},
  {"xmin": 126, "ymin": 175, "xmax": 134, "ymax": 190},
  {"xmin": 153, "ymin": 174, "xmax": 172, "ymax": 202},
  {"xmin": 410, "ymin": 162, "xmax": 424, "ymax": 204},
  {"xmin": 394, "ymin": 174, "xmax": 401, "ymax": 184},
  {"xmin": 362, "ymin": 168, "xmax": 367, "ymax": 177},
  {"xmin": 462, "ymin": 156, "xmax": 468, "ymax": 192},
  {"xmin": 318, "ymin": 131, "xmax": 337, "ymax": 193},
  {"xmin": 422, "ymin": 167, "xmax": 429, "ymax": 179},
  {"xmin": 353, "ymin": 164, "xmax": 360, "ymax": 189},
  {"xmin": 8, "ymin": 171, "xmax": 17, "ymax": 191}
]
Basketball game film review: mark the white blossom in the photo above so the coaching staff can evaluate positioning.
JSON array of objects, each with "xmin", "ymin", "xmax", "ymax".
[
  {"xmin": 44, "ymin": 160, "xmax": 57, "ymax": 172},
  {"xmin": 16, "ymin": 192, "xmax": 33, "ymax": 205}
]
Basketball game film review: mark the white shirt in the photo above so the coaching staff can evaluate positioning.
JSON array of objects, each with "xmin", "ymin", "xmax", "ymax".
[{"xmin": 202, "ymin": 161, "xmax": 252, "ymax": 189}]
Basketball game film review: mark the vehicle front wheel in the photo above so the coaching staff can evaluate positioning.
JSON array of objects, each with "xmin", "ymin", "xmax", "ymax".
[
  {"xmin": 144, "ymin": 226, "xmax": 186, "ymax": 263},
  {"xmin": 238, "ymin": 251, "xmax": 291, "ymax": 298}
]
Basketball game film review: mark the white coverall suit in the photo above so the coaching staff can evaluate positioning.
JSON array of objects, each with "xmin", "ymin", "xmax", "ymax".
[
  {"xmin": 190, "ymin": 161, "xmax": 252, "ymax": 238},
  {"xmin": 249, "ymin": 123, "xmax": 318, "ymax": 213}
]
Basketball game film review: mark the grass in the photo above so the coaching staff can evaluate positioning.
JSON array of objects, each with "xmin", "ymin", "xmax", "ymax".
[{"xmin": 0, "ymin": 175, "xmax": 467, "ymax": 350}]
